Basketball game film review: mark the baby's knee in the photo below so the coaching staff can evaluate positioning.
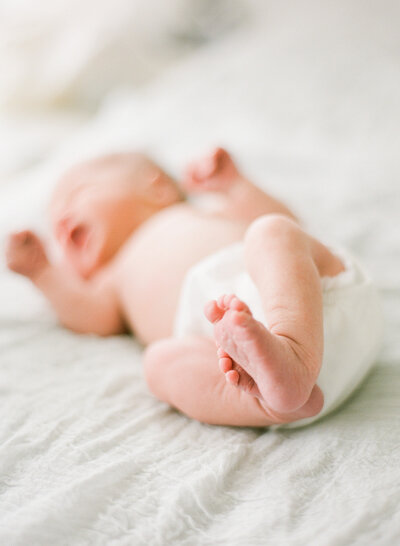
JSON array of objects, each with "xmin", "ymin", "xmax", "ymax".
[
  {"xmin": 244, "ymin": 214, "xmax": 303, "ymax": 261},
  {"xmin": 245, "ymin": 214, "xmax": 298, "ymax": 245}
]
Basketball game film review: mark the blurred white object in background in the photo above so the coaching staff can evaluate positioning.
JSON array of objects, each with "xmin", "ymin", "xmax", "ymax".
[
  {"xmin": 0, "ymin": 0, "xmax": 247, "ymax": 112},
  {"xmin": 0, "ymin": 112, "xmax": 86, "ymax": 182},
  {"xmin": 0, "ymin": 0, "xmax": 248, "ymax": 181}
]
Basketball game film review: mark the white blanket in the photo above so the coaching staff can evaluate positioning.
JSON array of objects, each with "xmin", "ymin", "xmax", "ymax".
[{"xmin": 1, "ymin": 1, "xmax": 400, "ymax": 544}]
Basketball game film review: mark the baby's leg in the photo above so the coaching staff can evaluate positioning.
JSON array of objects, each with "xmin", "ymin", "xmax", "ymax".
[
  {"xmin": 205, "ymin": 214, "xmax": 345, "ymax": 416},
  {"xmin": 184, "ymin": 148, "xmax": 298, "ymax": 223},
  {"xmin": 144, "ymin": 335, "xmax": 323, "ymax": 426}
]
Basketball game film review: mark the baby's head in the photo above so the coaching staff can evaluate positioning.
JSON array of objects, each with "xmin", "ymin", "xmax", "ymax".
[{"xmin": 50, "ymin": 152, "xmax": 182, "ymax": 278}]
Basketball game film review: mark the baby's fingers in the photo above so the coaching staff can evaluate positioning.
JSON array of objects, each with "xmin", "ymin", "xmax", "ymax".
[{"xmin": 7, "ymin": 230, "xmax": 34, "ymax": 248}]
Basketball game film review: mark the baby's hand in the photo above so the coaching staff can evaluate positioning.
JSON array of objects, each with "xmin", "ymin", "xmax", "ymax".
[
  {"xmin": 6, "ymin": 230, "xmax": 49, "ymax": 281},
  {"xmin": 183, "ymin": 148, "xmax": 240, "ymax": 193}
]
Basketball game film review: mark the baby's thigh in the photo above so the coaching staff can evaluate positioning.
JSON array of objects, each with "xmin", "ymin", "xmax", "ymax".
[{"xmin": 143, "ymin": 336, "xmax": 273, "ymax": 427}]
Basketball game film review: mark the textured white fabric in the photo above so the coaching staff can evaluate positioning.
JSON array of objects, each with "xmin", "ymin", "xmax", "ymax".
[
  {"xmin": 174, "ymin": 243, "xmax": 384, "ymax": 427},
  {"xmin": 1, "ymin": 1, "xmax": 400, "ymax": 544}
]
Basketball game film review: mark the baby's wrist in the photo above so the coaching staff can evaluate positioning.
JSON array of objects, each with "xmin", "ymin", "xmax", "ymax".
[{"xmin": 31, "ymin": 261, "xmax": 53, "ymax": 286}]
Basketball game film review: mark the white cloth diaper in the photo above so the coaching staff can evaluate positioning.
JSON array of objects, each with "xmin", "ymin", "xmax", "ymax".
[{"xmin": 174, "ymin": 242, "xmax": 384, "ymax": 428}]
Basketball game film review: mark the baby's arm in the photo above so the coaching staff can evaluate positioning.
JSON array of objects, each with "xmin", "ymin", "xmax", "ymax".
[
  {"xmin": 183, "ymin": 148, "xmax": 298, "ymax": 224},
  {"xmin": 6, "ymin": 231, "xmax": 125, "ymax": 336}
]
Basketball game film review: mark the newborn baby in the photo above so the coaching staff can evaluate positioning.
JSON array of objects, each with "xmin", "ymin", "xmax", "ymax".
[{"xmin": 6, "ymin": 149, "xmax": 383, "ymax": 428}]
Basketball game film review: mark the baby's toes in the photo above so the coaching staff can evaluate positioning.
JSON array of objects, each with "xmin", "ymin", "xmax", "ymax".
[
  {"xmin": 229, "ymin": 363, "xmax": 259, "ymax": 396},
  {"xmin": 204, "ymin": 300, "xmax": 224, "ymax": 323},
  {"xmin": 229, "ymin": 296, "xmax": 251, "ymax": 314},
  {"xmin": 230, "ymin": 310, "xmax": 251, "ymax": 328},
  {"xmin": 219, "ymin": 356, "xmax": 233, "ymax": 374},
  {"xmin": 217, "ymin": 347, "xmax": 229, "ymax": 358},
  {"xmin": 225, "ymin": 369, "xmax": 239, "ymax": 385},
  {"xmin": 217, "ymin": 294, "xmax": 236, "ymax": 310}
]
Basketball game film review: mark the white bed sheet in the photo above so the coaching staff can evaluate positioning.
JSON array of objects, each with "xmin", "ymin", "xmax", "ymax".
[{"xmin": 1, "ymin": 1, "xmax": 400, "ymax": 544}]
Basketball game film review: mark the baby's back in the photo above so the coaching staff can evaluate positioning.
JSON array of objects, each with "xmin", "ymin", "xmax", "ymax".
[{"xmin": 113, "ymin": 203, "xmax": 246, "ymax": 343}]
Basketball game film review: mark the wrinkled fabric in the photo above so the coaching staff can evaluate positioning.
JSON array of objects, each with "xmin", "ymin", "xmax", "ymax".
[{"xmin": 1, "ymin": 1, "xmax": 400, "ymax": 544}]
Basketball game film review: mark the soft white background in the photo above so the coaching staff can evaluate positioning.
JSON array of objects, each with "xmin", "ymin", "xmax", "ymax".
[{"xmin": 0, "ymin": 1, "xmax": 399, "ymax": 544}]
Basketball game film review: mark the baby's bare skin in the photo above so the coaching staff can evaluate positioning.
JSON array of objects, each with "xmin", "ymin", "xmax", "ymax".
[
  {"xmin": 6, "ymin": 148, "xmax": 344, "ymax": 426},
  {"xmin": 7, "ymin": 149, "xmax": 295, "ymax": 343},
  {"xmin": 114, "ymin": 204, "xmax": 247, "ymax": 342}
]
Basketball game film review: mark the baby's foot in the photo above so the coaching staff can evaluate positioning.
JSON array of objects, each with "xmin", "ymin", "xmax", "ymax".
[
  {"xmin": 6, "ymin": 230, "xmax": 49, "ymax": 281},
  {"xmin": 206, "ymin": 295, "xmax": 262, "ymax": 397},
  {"xmin": 204, "ymin": 294, "xmax": 316, "ymax": 415},
  {"xmin": 183, "ymin": 147, "xmax": 241, "ymax": 192}
]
